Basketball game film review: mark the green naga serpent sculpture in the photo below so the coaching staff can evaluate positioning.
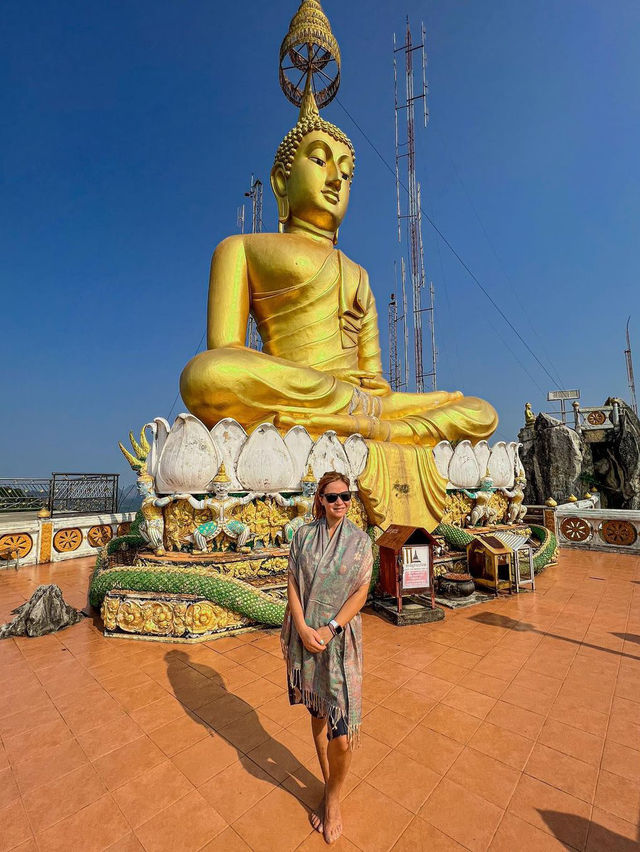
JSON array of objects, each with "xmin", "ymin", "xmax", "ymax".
[
  {"xmin": 90, "ymin": 430, "xmax": 288, "ymax": 626},
  {"xmin": 434, "ymin": 523, "xmax": 557, "ymax": 573}
]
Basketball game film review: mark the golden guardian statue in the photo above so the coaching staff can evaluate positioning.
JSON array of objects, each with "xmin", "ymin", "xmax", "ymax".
[{"xmin": 180, "ymin": 0, "xmax": 497, "ymax": 528}]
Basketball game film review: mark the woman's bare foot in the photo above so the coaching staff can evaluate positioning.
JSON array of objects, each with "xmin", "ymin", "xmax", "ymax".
[
  {"xmin": 323, "ymin": 794, "xmax": 343, "ymax": 845},
  {"xmin": 310, "ymin": 796, "xmax": 324, "ymax": 833}
]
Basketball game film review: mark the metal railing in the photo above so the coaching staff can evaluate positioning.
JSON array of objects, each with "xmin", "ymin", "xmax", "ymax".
[
  {"xmin": 49, "ymin": 473, "xmax": 119, "ymax": 515},
  {"xmin": 0, "ymin": 479, "xmax": 51, "ymax": 512},
  {"xmin": 0, "ymin": 474, "xmax": 119, "ymax": 515}
]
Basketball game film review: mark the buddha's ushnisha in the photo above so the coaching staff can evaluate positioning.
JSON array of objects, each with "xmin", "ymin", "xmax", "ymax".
[{"xmin": 180, "ymin": 0, "xmax": 497, "ymax": 527}]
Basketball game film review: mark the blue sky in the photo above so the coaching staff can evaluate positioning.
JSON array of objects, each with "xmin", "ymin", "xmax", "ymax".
[{"xmin": 3, "ymin": 0, "xmax": 639, "ymax": 492}]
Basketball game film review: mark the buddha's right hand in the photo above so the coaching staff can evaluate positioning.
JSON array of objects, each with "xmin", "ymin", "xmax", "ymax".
[
  {"xmin": 359, "ymin": 373, "xmax": 392, "ymax": 394},
  {"xmin": 333, "ymin": 369, "xmax": 390, "ymax": 395}
]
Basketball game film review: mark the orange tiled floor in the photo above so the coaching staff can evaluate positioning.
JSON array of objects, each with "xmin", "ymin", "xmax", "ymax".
[{"xmin": 0, "ymin": 549, "xmax": 639, "ymax": 851}]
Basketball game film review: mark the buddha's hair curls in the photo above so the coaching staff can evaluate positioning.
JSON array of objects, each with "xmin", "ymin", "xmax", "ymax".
[
  {"xmin": 312, "ymin": 470, "xmax": 351, "ymax": 519},
  {"xmin": 273, "ymin": 117, "xmax": 355, "ymax": 179}
]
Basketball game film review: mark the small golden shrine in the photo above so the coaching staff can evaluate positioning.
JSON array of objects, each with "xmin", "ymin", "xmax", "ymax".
[{"xmin": 466, "ymin": 535, "xmax": 513, "ymax": 594}]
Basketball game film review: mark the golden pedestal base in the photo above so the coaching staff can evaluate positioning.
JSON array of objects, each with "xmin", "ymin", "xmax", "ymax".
[
  {"xmin": 98, "ymin": 548, "xmax": 289, "ymax": 642},
  {"xmin": 101, "ymin": 588, "xmax": 261, "ymax": 642}
]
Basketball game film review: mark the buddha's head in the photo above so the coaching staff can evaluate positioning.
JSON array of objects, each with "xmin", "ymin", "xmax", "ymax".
[{"xmin": 271, "ymin": 115, "xmax": 355, "ymax": 242}]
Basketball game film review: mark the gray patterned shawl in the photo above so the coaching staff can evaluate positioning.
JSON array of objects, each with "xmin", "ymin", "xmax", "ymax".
[{"xmin": 280, "ymin": 517, "xmax": 373, "ymax": 745}]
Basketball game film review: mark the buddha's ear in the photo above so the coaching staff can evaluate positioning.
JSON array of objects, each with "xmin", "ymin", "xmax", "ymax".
[{"xmin": 270, "ymin": 164, "xmax": 289, "ymax": 229}]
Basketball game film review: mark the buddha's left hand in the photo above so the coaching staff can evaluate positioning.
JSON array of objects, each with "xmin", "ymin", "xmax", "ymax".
[
  {"xmin": 359, "ymin": 374, "xmax": 392, "ymax": 394},
  {"xmin": 334, "ymin": 370, "xmax": 390, "ymax": 394}
]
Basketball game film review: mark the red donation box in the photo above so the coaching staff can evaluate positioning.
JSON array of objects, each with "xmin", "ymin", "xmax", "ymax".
[{"xmin": 377, "ymin": 525, "xmax": 437, "ymax": 613}]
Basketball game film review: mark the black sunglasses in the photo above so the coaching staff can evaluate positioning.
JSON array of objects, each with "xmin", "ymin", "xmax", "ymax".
[{"xmin": 322, "ymin": 491, "xmax": 352, "ymax": 504}]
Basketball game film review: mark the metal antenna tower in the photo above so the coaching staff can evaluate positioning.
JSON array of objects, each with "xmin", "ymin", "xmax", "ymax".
[
  {"xmin": 394, "ymin": 20, "xmax": 436, "ymax": 392},
  {"xmin": 399, "ymin": 258, "xmax": 410, "ymax": 389},
  {"xmin": 245, "ymin": 175, "xmax": 263, "ymax": 235},
  {"xmin": 388, "ymin": 292, "xmax": 400, "ymax": 390},
  {"xmin": 625, "ymin": 316, "xmax": 638, "ymax": 414},
  {"xmin": 243, "ymin": 175, "xmax": 263, "ymax": 350}
]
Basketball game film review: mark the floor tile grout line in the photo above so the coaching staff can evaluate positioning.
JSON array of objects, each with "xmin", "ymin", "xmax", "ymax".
[
  {"xmin": 583, "ymin": 575, "xmax": 634, "ymax": 848},
  {"xmin": 497, "ymin": 562, "xmax": 640, "ymax": 849},
  {"xmin": 482, "ymin": 578, "xmax": 596, "ymax": 848},
  {"xmin": 3, "ymin": 552, "xmax": 639, "ymax": 850}
]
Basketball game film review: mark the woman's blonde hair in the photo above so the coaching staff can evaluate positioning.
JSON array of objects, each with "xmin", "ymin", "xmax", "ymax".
[{"xmin": 312, "ymin": 470, "xmax": 351, "ymax": 519}]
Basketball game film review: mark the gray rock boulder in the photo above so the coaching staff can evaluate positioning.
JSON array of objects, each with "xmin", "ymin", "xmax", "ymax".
[
  {"xmin": 592, "ymin": 399, "xmax": 640, "ymax": 509},
  {"xmin": 519, "ymin": 412, "xmax": 593, "ymax": 505},
  {"xmin": 0, "ymin": 584, "xmax": 85, "ymax": 639}
]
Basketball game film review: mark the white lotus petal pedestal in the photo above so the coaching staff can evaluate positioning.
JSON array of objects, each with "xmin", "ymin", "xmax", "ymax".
[{"xmin": 95, "ymin": 415, "xmax": 372, "ymax": 642}]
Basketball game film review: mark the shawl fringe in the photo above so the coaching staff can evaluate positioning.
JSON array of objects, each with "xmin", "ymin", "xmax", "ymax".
[{"xmin": 286, "ymin": 663, "xmax": 361, "ymax": 749}]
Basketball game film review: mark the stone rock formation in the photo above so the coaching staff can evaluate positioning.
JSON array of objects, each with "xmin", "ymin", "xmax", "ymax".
[
  {"xmin": 519, "ymin": 400, "xmax": 640, "ymax": 509},
  {"xmin": 592, "ymin": 399, "xmax": 640, "ymax": 509},
  {"xmin": 519, "ymin": 413, "xmax": 592, "ymax": 505},
  {"xmin": 0, "ymin": 584, "xmax": 85, "ymax": 638}
]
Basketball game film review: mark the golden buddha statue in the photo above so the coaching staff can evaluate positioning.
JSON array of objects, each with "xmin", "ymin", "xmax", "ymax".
[{"xmin": 180, "ymin": 0, "xmax": 497, "ymax": 528}]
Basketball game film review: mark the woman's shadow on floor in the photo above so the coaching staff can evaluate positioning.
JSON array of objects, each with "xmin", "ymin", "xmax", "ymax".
[{"xmin": 164, "ymin": 649, "xmax": 321, "ymax": 809}]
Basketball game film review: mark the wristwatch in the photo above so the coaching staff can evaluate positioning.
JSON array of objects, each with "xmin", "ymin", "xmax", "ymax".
[{"xmin": 329, "ymin": 619, "xmax": 343, "ymax": 635}]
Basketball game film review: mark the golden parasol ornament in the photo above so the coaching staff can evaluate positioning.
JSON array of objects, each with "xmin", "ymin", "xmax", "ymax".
[{"xmin": 279, "ymin": 0, "xmax": 341, "ymax": 111}]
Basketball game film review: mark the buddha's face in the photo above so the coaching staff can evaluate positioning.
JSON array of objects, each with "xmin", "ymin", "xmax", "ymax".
[{"xmin": 276, "ymin": 130, "xmax": 354, "ymax": 233}]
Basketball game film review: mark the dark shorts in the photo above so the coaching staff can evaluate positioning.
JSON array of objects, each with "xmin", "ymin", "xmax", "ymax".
[{"xmin": 287, "ymin": 680, "xmax": 348, "ymax": 741}]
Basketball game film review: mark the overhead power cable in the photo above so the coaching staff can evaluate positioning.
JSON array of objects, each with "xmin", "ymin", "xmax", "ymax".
[
  {"xmin": 167, "ymin": 328, "xmax": 206, "ymax": 422},
  {"xmin": 334, "ymin": 94, "xmax": 561, "ymax": 390},
  {"xmin": 431, "ymin": 126, "xmax": 566, "ymax": 388}
]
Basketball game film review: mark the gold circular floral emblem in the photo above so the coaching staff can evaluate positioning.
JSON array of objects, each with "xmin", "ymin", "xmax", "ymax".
[
  {"xmin": 87, "ymin": 525, "xmax": 113, "ymax": 547},
  {"xmin": 559, "ymin": 517, "xmax": 591, "ymax": 542},
  {"xmin": 586, "ymin": 410, "xmax": 607, "ymax": 426},
  {"xmin": 116, "ymin": 522, "xmax": 132, "ymax": 536},
  {"xmin": 0, "ymin": 533, "xmax": 33, "ymax": 559},
  {"xmin": 600, "ymin": 520, "xmax": 637, "ymax": 547},
  {"xmin": 53, "ymin": 528, "xmax": 83, "ymax": 552}
]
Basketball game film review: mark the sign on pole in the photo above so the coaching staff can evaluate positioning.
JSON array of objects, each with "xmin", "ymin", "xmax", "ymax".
[
  {"xmin": 547, "ymin": 390, "xmax": 580, "ymax": 401},
  {"xmin": 547, "ymin": 390, "xmax": 580, "ymax": 424}
]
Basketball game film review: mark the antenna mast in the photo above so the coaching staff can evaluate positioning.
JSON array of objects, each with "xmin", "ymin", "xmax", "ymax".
[
  {"xmin": 388, "ymin": 291, "xmax": 400, "ymax": 390},
  {"xmin": 394, "ymin": 20, "xmax": 436, "ymax": 391},
  {"xmin": 625, "ymin": 316, "xmax": 638, "ymax": 414},
  {"xmin": 400, "ymin": 258, "xmax": 410, "ymax": 389},
  {"xmin": 243, "ymin": 175, "xmax": 263, "ymax": 350}
]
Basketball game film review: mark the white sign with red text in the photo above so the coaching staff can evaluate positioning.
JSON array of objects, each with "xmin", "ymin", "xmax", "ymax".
[{"xmin": 401, "ymin": 544, "xmax": 431, "ymax": 590}]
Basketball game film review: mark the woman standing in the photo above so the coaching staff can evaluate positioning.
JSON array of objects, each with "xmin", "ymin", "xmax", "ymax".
[{"xmin": 281, "ymin": 471, "xmax": 373, "ymax": 845}]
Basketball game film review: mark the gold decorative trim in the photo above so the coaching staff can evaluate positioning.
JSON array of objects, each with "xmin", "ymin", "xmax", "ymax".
[
  {"xmin": 53, "ymin": 527, "xmax": 83, "ymax": 553},
  {"xmin": 101, "ymin": 589, "xmax": 251, "ymax": 640},
  {"xmin": 39, "ymin": 521, "xmax": 53, "ymax": 563},
  {"xmin": 102, "ymin": 553, "xmax": 289, "ymax": 582},
  {"xmin": 87, "ymin": 524, "xmax": 114, "ymax": 548},
  {"xmin": 441, "ymin": 491, "xmax": 509, "ymax": 527},
  {"xmin": 0, "ymin": 532, "xmax": 33, "ymax": 559}
]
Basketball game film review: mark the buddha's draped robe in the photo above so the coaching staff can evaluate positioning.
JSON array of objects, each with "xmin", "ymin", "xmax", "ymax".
[{"xmin": 181, "ymin": 248, "xmax": 498, "ymax": 528}]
